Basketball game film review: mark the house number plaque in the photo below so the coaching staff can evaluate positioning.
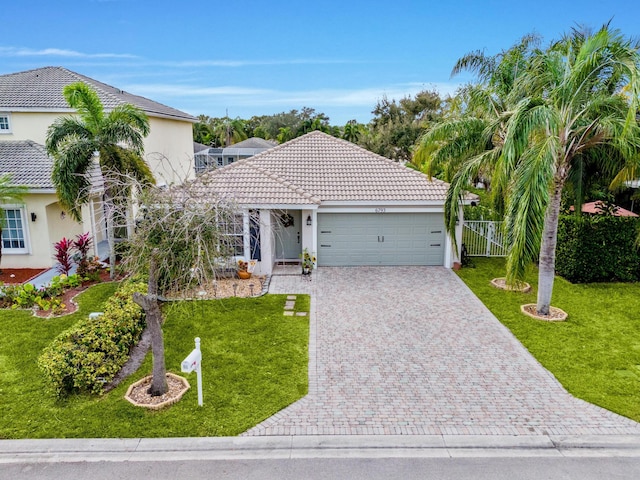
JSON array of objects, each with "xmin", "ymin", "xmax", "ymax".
[{"xmin": 374, "ymin": 208, "xmax": 386, "ymax": 213}]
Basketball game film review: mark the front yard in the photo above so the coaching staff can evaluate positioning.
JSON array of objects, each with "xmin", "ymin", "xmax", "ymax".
[
  {"xmin": 457, "ymin": 257, "xmax": 640, "ymax": 422},
  {"xmin": 0, "ymin": 284, "xmax": 309, "ymax": 438}
]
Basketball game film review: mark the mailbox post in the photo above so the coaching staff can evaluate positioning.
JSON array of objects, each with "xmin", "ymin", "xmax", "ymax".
[{"xmin": 181, "ymin": 337, "xmax": 203, "ymax": 406}]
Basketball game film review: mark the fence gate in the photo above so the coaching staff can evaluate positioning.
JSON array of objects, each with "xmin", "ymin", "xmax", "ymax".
[{"xmin": 463, "ymin": 221, "xmax": 507, "ymax": 257}]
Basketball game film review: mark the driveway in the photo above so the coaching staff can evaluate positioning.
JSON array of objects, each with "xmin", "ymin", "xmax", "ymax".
[{"xmin": 245, "ymin": 267, "xmax": 640, "ymax": 435}]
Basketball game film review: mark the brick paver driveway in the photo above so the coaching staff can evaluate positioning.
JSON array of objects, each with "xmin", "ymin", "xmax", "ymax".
[{"xmin": 245, "ymin": 267, "xmax": 640, "ymax": 436}]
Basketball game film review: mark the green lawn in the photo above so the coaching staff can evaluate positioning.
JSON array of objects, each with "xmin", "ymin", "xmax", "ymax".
[
  {"xmin": 457, "ymin": 257, "xmax": 640, "ymax": 422},
  {"xmin": 0, "ymin": 285, "xmax": 309, "ymax": 438}
]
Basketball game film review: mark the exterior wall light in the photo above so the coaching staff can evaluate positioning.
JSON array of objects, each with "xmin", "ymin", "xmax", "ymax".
[{"xmin": 306, "ymin": 215, "xmax": 312, "ymax": 226}]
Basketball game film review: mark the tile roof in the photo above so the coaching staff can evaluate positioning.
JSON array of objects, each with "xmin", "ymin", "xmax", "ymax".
[
  {"xmin": 193, "ymin": 131, "xmax": 451, "ymax": 205},
  {"xmin": 0, "ymin": 67, "xmax": 196, "ymax": 122},
  {"xmin": 0, "ymin": 140, "xmax": 103, "ymax": 192},
  {"xmin": 570, "ymin": 201, "xmax": 639, "ymax": 217},
  {"xmin": 231, "ymin": 137, "xmax": 278, "ymax": 149}
]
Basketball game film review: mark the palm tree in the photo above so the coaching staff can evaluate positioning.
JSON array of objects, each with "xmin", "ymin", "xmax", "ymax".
[
  {"xmin": 445, "ymin": 26, "xmax": 640, "ymax": 315},
  {"xmin": 0, "ymin": 174, "xmax": 27, "ymax": 271},
  {"xmin": 46, "ymin": 82, "xmax": 154, "ymax": 279},
  {"xmin": 414, "ymin": 34, "xmax": 539, "ymax": 197},
  {"xmin": 342, "ymin": 120, "xmax": 362, "ymax": 143}
]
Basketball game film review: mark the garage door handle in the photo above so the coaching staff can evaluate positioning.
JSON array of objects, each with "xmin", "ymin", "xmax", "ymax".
[
  {"xmin": 432, "ymin": 230, "xmax": 442, "ymax": 234},
  {"xmin": 378, "ymin": 236, "xmax": 385, "ymax": 242},
  {"xmin": 430, "ymin": 243, "xmax": 441, "ymax": 247},
  {"xmin": 321, "ymin": 244, "xmax": 331, "ymax": 248},
  {"xmin": 321, "ymin": 230, "xmax": 331, "ymax": 233}
]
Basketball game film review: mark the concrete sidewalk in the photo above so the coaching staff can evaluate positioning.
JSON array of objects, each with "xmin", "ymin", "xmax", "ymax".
[{"xmin": 2, "ymin": 435, "xmax": 640, "ymax": 463}]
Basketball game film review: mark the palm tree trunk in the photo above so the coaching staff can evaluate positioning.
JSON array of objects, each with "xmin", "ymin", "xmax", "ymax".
[
  {"xmin": 536, "ymin": 180, "xmax": 563, "ymax": 315},
  {"xmin": 132, "ymin": 251, "xmax": 167, "ymax": 396}
]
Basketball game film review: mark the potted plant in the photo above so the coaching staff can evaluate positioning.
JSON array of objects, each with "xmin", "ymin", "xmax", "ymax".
[
  {"xmin": 237, "ymin": 259, "xmax": 251, "ymax": 279},
  {"xmin": 300, "ymin": 249, "xmax": 316, "ymax": 275}
]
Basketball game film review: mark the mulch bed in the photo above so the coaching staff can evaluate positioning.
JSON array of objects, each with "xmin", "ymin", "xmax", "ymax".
[
  {"xmin": 0, "ymin": 268, "xmax": 48, "ymax": 285},
  {"xmin": 34, "ymin": 269, "xmax": 115, "ymax": 318},
  {"xmin": 521, "ymin": 303, "xmax": 568, "ymax": 322}
]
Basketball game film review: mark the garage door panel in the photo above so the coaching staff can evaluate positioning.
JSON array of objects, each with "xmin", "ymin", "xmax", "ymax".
[{"xmin": 318, "ymin": 213, "xmax": 445, "ymax": 266}]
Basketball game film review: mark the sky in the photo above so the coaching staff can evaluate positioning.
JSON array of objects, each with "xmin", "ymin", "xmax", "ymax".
[{"xmin": 1, "ymin": 1, "xmax": 639, "ymax": 125}]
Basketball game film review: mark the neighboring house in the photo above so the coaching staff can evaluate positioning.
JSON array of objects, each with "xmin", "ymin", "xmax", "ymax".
[
  {"xmin": 569, "ymin": 201, "xmax": 639, "ymax": 217},
  {"xmin": 192, "ymin": 131, "xmax": 469, "ymax": 275},
  {"xmin": 0, "ymin": 66, "xmax": 197, "ymax": 185},
  {"xmin": 0, "ymin": 66, "xmax": 196, "ymax": 269},
  {"xmin": 0, "ymin": 141, "xmax": 104, "ymax": 269},
  {"xmin": 194, "ymin": 137, "xmax": 277, "ymax": 174}
]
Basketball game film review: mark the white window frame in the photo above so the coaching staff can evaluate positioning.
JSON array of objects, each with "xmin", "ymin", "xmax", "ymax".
[
  {"xmin": 0, "ymin": 112, "xmax": 11, "ymax": 134},
  {"xmin": 1, "ymin": 205, "xmax": 30, "ymax": 254}
]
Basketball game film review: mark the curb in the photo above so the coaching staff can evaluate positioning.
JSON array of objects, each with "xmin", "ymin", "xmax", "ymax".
[{"xmin": 2, "ymin": 434, "xmax": 640, "ymax": 463}]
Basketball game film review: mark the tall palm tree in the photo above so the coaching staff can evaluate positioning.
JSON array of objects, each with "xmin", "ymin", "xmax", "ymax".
[
  {"xmin": 0, "ymin": 174, "xmax": 27, "ymax": 271},
  {"xmin": 46, "ymin": 82, "xmax": 154, "ymax": 279},
  {"xmin": 414, "ymin": 34, "xmax": 539, "ymax": 198},
  {"xmin": 446, "ymin": 26, "xmax": 640, "ymax": 315}
]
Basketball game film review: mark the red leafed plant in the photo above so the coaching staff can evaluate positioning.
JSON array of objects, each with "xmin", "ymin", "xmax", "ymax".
[
  {"xmin": 53, "ymin": 237, "xmax": 74, "ymax": 275},
  {"xmin": 73, "ymin": 232, "xmax": 93, "ymax": 276}
]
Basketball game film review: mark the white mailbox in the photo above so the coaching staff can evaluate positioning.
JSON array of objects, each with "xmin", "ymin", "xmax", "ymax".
[
  {"xmin": 181, "ymin": 349, "xmax": 201, "ymax": 373},
  {"xmin": 181, "ymin": 337, "xmax": 203, "ymax": 406}
]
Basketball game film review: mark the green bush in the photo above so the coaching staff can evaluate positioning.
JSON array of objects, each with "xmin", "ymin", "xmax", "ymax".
[
  {"xmin": 38, "ymin": 281, "xmax": 147, "ymax": 397},
  {"xmin": 556, "ymin": 215, "xmax": 640, "ymax": 283}
]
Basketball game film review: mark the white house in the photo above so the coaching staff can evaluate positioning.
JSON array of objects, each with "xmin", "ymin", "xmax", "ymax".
[{"xmin": 191, "ymin": 131, "xmax": 469, "ymax": 275}]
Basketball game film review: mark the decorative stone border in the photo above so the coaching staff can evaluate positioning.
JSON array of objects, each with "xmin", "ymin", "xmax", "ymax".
[
  {"xmin": 124, "ymin": 373, "xmax": 190, "ymax": 410},
  {"xmin": 520, "ymin": 304, "xmax": 568, "ymax": 322},
  {"xmin": 491, "ymin": 277, "xmax": 532, "ymax": 293}
]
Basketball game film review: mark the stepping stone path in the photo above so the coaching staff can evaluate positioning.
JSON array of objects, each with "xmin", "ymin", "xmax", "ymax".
[{"xmin": 283, "ymin": 295, "xmax": 308, "ymax": 317}]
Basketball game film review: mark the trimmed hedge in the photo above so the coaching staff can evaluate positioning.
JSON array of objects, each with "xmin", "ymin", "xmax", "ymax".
[
  {"xmin": 556, "ymin": 215, "xmax": 640, "ymax": 283},
  {"xmin": 38, "ymin": 281, "xmax": 147, "ymax": 397}
]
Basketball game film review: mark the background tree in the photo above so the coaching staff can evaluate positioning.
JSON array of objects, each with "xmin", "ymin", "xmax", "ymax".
[
  {"xmin": 0, "ymin": 174, "xmax": 27, "ymax": 271},
  {"xmin": 360, "ymin": 90, "xmax": 445, "ymax": 162},
  {"xmin": 46, "ymin": 82, "xmax": 154, "ymax": 279}
]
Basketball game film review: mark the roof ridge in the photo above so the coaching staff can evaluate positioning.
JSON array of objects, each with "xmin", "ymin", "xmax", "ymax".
[{"xmin": 249, "ymin": 163, "xmax": 321, "ymax": 204}]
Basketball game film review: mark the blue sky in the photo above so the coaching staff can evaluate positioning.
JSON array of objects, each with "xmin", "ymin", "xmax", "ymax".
[{"xmin": 2, "ymin": 1, "xmax": 639, "ymax": 124}]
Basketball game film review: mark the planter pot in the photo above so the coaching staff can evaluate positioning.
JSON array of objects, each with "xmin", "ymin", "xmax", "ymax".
[
  {"xmin": 238, "ymin": 270, "xmax": 251, "ymax": 280},
  {"xmin": 302, "ymin": 267, "xmax": 311, "ymax": 275}
]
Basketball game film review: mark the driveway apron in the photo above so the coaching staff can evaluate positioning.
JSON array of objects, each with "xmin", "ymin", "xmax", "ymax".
[{"xmin": 245, "ymin": 267, "xmax": 640, "ymax": 436}]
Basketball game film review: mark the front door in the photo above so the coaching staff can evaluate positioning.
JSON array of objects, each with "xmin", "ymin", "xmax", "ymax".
[{"xmin": 274, "ymin": 210, "xmax": 302, "ymax": 261}]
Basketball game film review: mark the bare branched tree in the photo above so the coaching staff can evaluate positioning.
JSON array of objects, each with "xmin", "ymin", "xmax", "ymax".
[{"xmin": 112, "ymin": 170, "xmax": 258, "ymax": 396}]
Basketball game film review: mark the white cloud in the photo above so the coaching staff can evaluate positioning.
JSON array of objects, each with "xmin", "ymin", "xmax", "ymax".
[
  {"xmin": 123, "ymin": 82, "xmax": 462, "ymax": 108},
  {"xmin": 0, "ymin": 46, "xmax": 137, "ymax": 59}
]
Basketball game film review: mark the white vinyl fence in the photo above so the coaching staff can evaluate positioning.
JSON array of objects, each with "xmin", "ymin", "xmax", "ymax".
[{"xmin": 463, "ymin": 221, "xmax": 507, "ymax": 257}]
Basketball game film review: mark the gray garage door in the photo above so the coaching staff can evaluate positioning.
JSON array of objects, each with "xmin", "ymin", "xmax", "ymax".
[{"xmin": 317, "ymin": 213, "xmax": 445, "ymax": 266}]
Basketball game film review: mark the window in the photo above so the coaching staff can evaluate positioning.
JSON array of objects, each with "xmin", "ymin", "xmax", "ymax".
[
  {"xmin": 227, "ymin": 156, "xmax": 235, "ymax": 164},
  {"xmin": 217, "ymin": 157, "xmax": 224, "ymax": 167},
  {"xmin": 1, "ymin": 208, "xmax": 28, "ymax": 253},
  {"xmin": 0, "ymin": 113, "xmax": 11, "ymax": 133},
  {"xmin": 220, "ymin": 214, "xmax": 244, "ymax": 256}
]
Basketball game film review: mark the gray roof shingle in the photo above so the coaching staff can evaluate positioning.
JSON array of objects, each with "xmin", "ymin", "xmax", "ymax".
[
  {"xmin": 193, "ymin": 131, "xmax": 451, "ymax": 205},
  {"xmin": 0, "ymin": 140, "xmax": 103, "ymax": 192},
  {"xmin": 0, "ymin": 67, "xmax": 196, "ymax": 122}
]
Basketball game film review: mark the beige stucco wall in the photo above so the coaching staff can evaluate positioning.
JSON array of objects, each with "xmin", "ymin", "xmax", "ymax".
[
  {"xmin": 5, "ymin": 112, "xmax": 194, "ymax": 184},
  {"xmin": 2, "ymin": 193, "xmax": 83, "ymax": 269},
  {"xmin": 144, "ymin": 117, "xmax": 195, "ymax": 184}
]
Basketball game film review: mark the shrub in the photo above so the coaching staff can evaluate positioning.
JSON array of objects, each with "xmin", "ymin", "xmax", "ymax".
[
  {"xmin": 73, "ymin": 232, "xmax": 93, "ymax": 277},
  {"xmin": 556, "ymin": 215, "xmax": 640, "ymax": 283},
  {"xmin": 53, "ymin": 237, "xmax": 74, "ymax": 275},
  {"xmin": 38, "ymin": 281, "xmax": 147, "ymax": 397}
]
